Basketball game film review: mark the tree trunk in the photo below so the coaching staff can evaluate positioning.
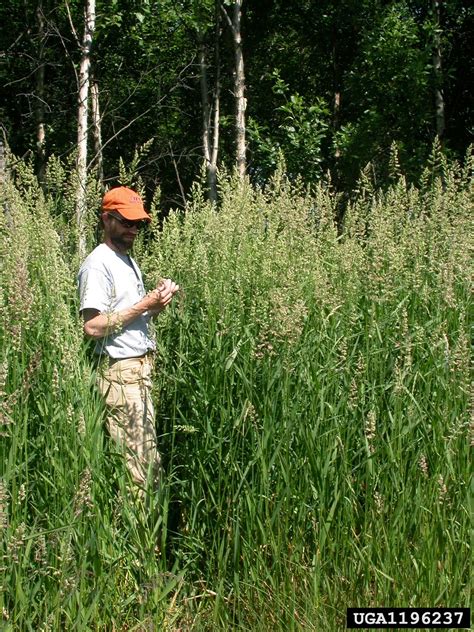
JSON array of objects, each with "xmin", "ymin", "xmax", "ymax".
[
  {"xmin": 90, "ymin": 77, "xmax": 103, "ymax": 188},
  {"xmin": 198, "ymin": 31, "xmax": 213, "ymax": 197},
  {"xmin": 35, "ymin": 3, "xmax": 46, "ymax": 182},
  {"xmin": 232, "ymin": 0, "xmax": 246, "ymax": 179},
  {"xmin": 332, "ymin": 18, "xmax": 341, "ymax": 186},
  {"xmin": 75, "ymin": 0, "xmax": 95, "ymax": 258},
  {"xmin": 198, "ymin": 5, "xmax": 221, "ymax": 203},
  {"xmin": 210, "ymin": 56, "xmax": 220, "ymax": 201},
  {"xmin": 432, "ymin": 0, "xmax": 445, "ymax": 140}
]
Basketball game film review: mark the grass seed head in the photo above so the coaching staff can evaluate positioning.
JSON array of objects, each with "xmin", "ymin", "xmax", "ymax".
[
  {"xmin": 8, "ymin": 522, "xmax": 26, "ymax": 563},
  {"xmin": 73, "ymin": 468, "xmax": 93, "ymax": 518},
  {"xmin": 348, "ymin": 378, "xmax": 358, "ymax": 409},
  {"xmin": 374, "ymin": 491, "xmax": 384, "ymax": 514},
  {"xmin": 419, "ymin": 454, "xmax": 429, "ymax": 477},
  {"xmin": 437, "ymin": 475, "xmax": 448, "ymax": 503},
  {"xmin": 365, "ymin": 410, "xmax": 377, "ymax": 451},
  {"xmin": 34, "ymin": 534, "xmax": 47, "ymax": 565},
  {"xmin": 0, "ymin": 479, "xmax": 8, "ymax": 529}
]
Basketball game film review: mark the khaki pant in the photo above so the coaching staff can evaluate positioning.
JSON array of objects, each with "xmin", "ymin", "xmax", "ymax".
[{"xmin": 97, "ymin": 355, "xmax": 162, "ymax": 491}]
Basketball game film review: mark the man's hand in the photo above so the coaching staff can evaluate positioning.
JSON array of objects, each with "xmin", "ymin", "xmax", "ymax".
[
  {"xmin": 146, "ymin": 278, "xmax": 180, "ymax": 315},
  {"xmin": 82, "ymin": 278, "xmax": 180, "ymax": 338},
  {"xmin": 158, "ymin": 277, "xmax": 180, "ymax": 296}
]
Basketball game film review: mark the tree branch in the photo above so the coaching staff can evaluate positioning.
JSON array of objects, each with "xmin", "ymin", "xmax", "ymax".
[
  {"xmin": 86, "ymin": 60, "xmax": 196, "ymax": 170},
  {"xmin": 64, "ymin": 0, "xmax": 80, "ymax": 48},
  {"xmin": 220, "ymin": 3, "xmax": 235, "ymax": 34},
  {"xmin": 169, "ymin": 142, "xmax": 187, "ymax": 208}
]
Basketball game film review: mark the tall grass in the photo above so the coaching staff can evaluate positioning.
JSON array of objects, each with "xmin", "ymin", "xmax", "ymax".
[{"xmin": 1, "ymin": 148, "xmax": 471, "ymax": 630}]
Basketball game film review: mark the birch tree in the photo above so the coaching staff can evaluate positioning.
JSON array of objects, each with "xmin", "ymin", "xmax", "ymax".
[
  {"xmin": 35, "ymin": 2, "xmax": 47, "ymax": 182},
  {"xmin": 198, "ymin": 1, "xmax": 221, "ymax": 202},
  {"xmin": 222, "ymin": 0, "xmax": 246, "ymax": 178},
  {"xmin": 75, "ymin": 0, "xmax": 95, "ymax": 257},
  {"xmin": 90, "ymin": 77, "xmax": 103, "ymax": 187}
]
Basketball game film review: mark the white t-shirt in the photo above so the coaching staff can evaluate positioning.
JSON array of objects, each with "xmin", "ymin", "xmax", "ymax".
[{"xmin": 78, "ymin": 243, "xmax": 155, "ymax": 359}]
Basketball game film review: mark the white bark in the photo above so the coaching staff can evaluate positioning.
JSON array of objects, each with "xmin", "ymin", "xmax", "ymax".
[
  {"xmin": 35, "ymin": 3, "xmax": 46, "ymax": 182},
  {"xmin": 232, "ymin": 0, "xmax": 246, "ymax": 179},
  {"xmin": 91, "ymin": 78, "xmax": 103, "ymax": 186},
  {"xmin": 198, "ymin": 33, "xmax": 212, "ymax": 179},
  {"xmin": 210, "ymin": 3, "xmax": 221, "ymax": 197},
  {"xmin": 210, "ymin": 77, "xmax": 220, "ymax": 199},
  {"xmin": 198, "ymin": 11, "xmax": 220, "ymax": 203},
  {"xmin": 75, "ymin": 0, "xmax": 95, "ymax": 258}
]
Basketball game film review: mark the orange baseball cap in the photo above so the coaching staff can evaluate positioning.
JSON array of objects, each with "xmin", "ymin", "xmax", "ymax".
[{"xmin": 101, "ymin": 186, "xmax": 151, "ymax": 221}]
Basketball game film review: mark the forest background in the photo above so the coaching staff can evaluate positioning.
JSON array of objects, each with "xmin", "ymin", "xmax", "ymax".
[
  {"xmin": 1, "ymin": 0, "xmax": 473, "ymax": 203},
  {"xmin": 0, "ymin": 1, "xmax": 472, "ymax": 630}
]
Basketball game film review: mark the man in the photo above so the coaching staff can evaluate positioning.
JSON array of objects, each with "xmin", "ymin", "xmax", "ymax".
[{"xmin": 78, "ymin": 186, "xmax": 179, "ymax": 496}]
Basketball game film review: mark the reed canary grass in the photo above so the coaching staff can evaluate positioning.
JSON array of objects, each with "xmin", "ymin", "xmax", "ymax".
[{"xmin": 1, "ymin": 149, "xmax": 471, "ymax": 630}]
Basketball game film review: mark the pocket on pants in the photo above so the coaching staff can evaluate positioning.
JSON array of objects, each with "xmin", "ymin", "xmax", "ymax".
[{"xmin": 98, "ymin": 359, "xmax": 149, "ymax": 409}]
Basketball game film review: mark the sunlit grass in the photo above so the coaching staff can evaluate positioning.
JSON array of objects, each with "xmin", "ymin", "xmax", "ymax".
[{"xmin": 1, "ymin": 149, "xmax": 471, "ymax": 629}]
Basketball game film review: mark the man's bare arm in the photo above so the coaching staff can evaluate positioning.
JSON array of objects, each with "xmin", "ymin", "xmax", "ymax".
[{"xmin": 82, "ymin": 279, "xmax": 179, "ymax": 339}]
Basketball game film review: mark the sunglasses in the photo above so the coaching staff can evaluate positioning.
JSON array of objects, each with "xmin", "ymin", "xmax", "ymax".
[{"xmin": 108, "ymin": 213, "xmax": 148, "ymax": 230}]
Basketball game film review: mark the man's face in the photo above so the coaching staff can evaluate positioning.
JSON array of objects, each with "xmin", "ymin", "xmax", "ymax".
[{"xmin": 102, "ymin": 212, "xmax": 143, "ymax": 252}]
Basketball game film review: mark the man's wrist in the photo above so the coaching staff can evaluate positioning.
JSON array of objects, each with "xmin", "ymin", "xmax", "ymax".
[
  {"xmin": 105, "ymin": 294, "xmax": 159, "ymax": 332},
  {"xmin": 104, "ymin": 311, "xmax": 124, "ymax": 333},
  {"xmin": 142, "ymin": 290, "xmax": 161, "ymax": 312}
]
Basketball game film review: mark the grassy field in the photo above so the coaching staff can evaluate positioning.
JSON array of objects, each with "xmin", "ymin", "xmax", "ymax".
[{"xmin": 0, "ymin": 150, "xmax": 472, "ymax": 630}]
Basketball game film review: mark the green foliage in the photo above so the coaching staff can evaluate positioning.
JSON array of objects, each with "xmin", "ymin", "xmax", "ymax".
[
  {"xmin": 118, "ymin": 139, "xmax": 154, "ymax": 192},
  {"xmin": 337, "ymin": 2, "xmax": 434, "ymax": 184},
  {"xmin": 2, "ymin": 0, "xmax": 472, "ymax": 202},
  {"xmin": 1, "ymin": 153, "xmax": 471, "ymax": 629},
  {"xmin": 145, "ymin": 160, "xmax": 470, "ymax": 627},
  {"xmin": 0, "ymin": 157, "xmax": 180, "ymax": 629},
  {"xmin": 249, "ymin": 71, "xmax": 331, "ymax": 183}
]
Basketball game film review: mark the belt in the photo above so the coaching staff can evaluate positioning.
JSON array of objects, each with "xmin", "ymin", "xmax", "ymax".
[{"xmin": 95, "ymin": 351, "xmax": 155, "ymax": 368}]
